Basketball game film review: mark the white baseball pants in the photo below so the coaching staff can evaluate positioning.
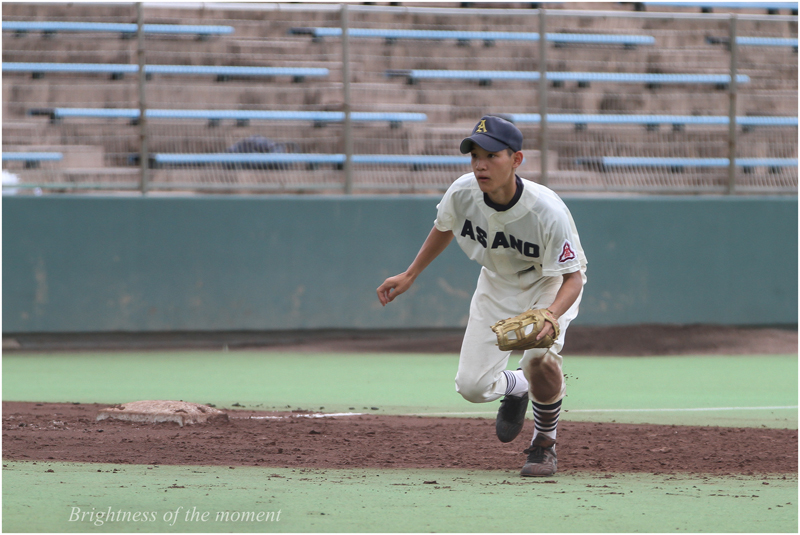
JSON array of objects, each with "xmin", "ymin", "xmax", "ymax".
[{"xmin": 454, "ymin": 266, "xmax": 584, "ymax": 405}]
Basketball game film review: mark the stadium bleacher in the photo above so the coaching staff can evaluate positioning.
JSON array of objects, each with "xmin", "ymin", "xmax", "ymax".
[
  {"xmin": 705, "ymin": 35, "xmax": 798, "ymax": 52},
  {"xmin": 576, "ymin": 157, "xmax": 798, "ymax": 173},
  {"xmin": 508, "ymin": 114, "xmax": 798, "ymax": 131},
  {"xmin": 2, "ymin": 2, "xmax": 796, "ymax": 194},
  {"xmin": 388, "ymin": 69, "xmax": 751, "ymax": 89},
  {"xmin": 289, "ymin": 27, "xmax": 656, "ymax": 47},
  {"xmin": 149, "ymin": 153, "xmax": 470, "ymax": 170},
  {"xmin": 2, "ymin": 152, "xmax": 63, "ymax": 169},
  {"xmin": 2, "ymin": 63, "xmax": 329, "ymax": 82},
  {"xmin": 29, "ymin": 108, "xmax": 427, "ymax": 128},
  {"xmin": 2, "ymin": 21, "xmax": 234, "ymax": 38},
  {"xmin": 638, "ymin": 2, "xmax": 798, "ymax": 15}
]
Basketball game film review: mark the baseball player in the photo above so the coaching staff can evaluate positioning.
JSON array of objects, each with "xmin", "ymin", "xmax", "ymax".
[{"xmin": 377, "ymin": 116, "xmax": 587, "ymax": 477}]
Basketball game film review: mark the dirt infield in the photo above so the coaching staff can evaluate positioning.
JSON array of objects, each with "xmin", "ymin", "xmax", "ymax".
[{"xmin": 3, "ymin": 402, "xmax": 797, "ymax": 475}]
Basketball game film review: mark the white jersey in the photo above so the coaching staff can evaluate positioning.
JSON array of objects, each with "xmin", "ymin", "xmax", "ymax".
[{"xmin": 434, "ymin": 173, "xmax": 587, "ymax": 279}]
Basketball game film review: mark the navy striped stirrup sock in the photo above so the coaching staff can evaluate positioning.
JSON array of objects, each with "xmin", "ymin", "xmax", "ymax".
[{"xmin": 532, "ymin": 399, "xmax": 562, "ymax": 442}]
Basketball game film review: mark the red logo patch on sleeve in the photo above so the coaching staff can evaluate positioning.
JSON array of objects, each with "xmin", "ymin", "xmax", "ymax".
[{"xmin": 558, "ymin": 241, "xmax": 576, "ymax": 263}]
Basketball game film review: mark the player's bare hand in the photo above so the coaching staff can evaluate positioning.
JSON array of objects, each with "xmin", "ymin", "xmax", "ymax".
[
  {"xmin": 535, "ymin": 310, "xmax": 561, "ymax": 341},
  {"xmin": 377, "ymin": 272, "xmax": 415, "ymax": 306},
  {"xmin": 536, "ymin": 322, "xmax": 554, "ymax": 341}
]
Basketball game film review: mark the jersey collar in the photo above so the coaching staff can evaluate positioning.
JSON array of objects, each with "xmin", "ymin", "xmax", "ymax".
[{"xmin": 483, "ymin": 175, "xmax": 524, "ymax": 212}]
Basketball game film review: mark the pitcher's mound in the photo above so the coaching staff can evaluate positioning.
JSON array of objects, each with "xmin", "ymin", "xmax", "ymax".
[{"xmin": 96, "ymin": 400, "xmax": 228, "ymax": 427}]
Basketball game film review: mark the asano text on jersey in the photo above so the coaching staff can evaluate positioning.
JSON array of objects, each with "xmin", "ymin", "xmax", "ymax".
[{"xmin": 435, "ymin": 173, "xmax": 587, "ymax": 278}]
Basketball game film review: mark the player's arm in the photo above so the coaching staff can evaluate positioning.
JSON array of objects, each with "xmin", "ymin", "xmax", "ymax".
[
  {"xmin": 377, "ymin": 226, "xmax": 454, "ymax": 306},
  {"xmin": 536, "ymin": 270, "xmax": 583, "ymax": 341}
]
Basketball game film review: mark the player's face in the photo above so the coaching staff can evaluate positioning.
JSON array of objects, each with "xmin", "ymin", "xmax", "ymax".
[{"xmin": 469, "ymin": 146, "xmax": 523, "ymax": 203}]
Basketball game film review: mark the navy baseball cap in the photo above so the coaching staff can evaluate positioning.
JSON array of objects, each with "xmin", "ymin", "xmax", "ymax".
[{"xmin": 459, "ymin": 115, "xmax": 523, "ymax": 154}]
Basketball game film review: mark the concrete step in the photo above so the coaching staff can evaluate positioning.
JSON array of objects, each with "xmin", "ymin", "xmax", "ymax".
[
  {"xmin": 4, "ymin": 75, "xmax": 794, "ymax": 125},
  {"xmin": 11, "ymin": 27, "xmax": 791, "ymax": 74},
  {"xmin": 8, "ymin": 120, "xmax": 793, "ymax": 168}
]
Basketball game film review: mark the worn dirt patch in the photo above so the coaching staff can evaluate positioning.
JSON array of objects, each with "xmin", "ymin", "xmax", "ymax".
[
  {"xmin": 3, "ymin": 325, "xmax": 797, "ymax": 356},
  {"xmin": 265, "ymin": 325, "xmax": 798, "ymax": 356},
  {"xmin": 3, "ymin": 402, "xmax": 796, "ymax": 475}
]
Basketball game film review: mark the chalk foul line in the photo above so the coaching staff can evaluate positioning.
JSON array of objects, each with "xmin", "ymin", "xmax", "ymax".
[
  {"xmin": 567, "ymin": 405, "xmax": 799, "ymax": 413},
  {"xmin": 402, "ymin": 405, "xmax": 798, "ymax": 417},
  {"xmin": 228, "ymin": 406, "xmax": 797, "ymax": 420},
  {"xmin": 230, "ymin": 412, "xmax": 365, "ymax": 420}
]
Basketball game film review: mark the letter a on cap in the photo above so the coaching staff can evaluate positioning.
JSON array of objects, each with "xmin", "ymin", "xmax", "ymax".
[{"xmin": 475, "ymin": 120, "xmax": 488, "ymax": 133}]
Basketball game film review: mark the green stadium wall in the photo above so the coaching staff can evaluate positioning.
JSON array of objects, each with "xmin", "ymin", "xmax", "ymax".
[{"xmin": 2, "ymin": 195, "xmax": 797, "ymax": 333}]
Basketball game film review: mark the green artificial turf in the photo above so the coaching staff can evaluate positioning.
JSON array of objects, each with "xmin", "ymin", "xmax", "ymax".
[{"xmin": 3, "ymin": 462, "xmax": 796, "ymax": 533}]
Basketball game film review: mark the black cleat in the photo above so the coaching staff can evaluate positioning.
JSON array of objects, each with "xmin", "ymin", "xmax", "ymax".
[{"xmin": 495, "ymin": 394, "xmax": 529, "ymax": 443}]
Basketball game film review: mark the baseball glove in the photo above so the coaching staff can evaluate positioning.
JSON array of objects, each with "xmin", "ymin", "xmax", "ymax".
[{"xmin": 491, "ymin": 308, "xmax": 560, "ymax": 351}]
